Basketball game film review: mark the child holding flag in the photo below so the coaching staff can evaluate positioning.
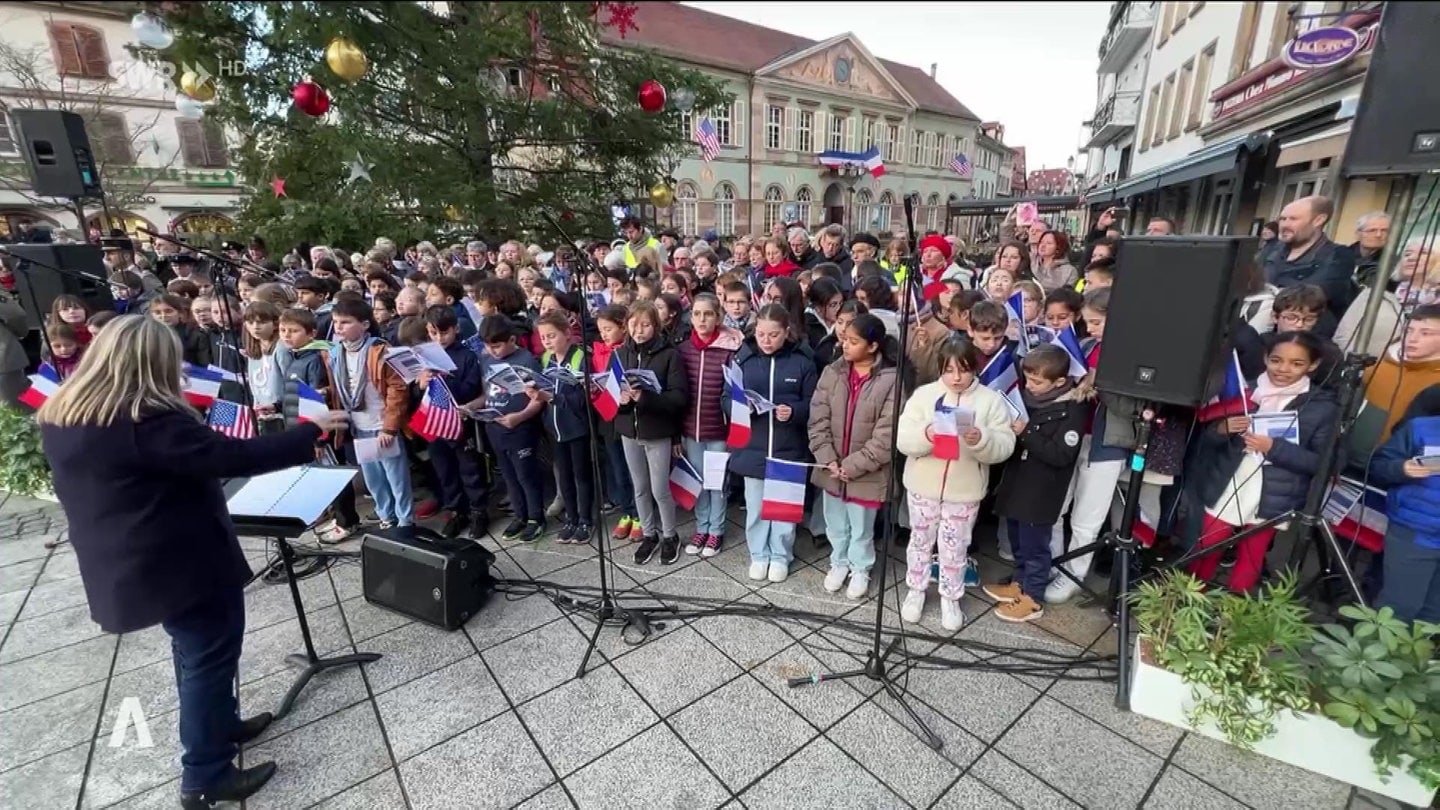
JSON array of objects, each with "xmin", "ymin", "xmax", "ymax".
[
  {"xmin": 896, "ymin": 336, "xmax": 1015, "ymax": 630},
  {"xmin": 478, "ymin": 317, "xmax": 547, "ymax": 542},
  {"xmin": 676, "ymin": 293, "xmax": 745, "ymax": 556},
  {"xmin": 422, "ymin": 305, "xmax": 489, "ymax": 540},
  {"xmin": 593, "ymin": 305, "xmax": 640, "ymax": 542},
  {"xmin": 535, "ymin": 310, "xmax": 596, "ymax": 544}
]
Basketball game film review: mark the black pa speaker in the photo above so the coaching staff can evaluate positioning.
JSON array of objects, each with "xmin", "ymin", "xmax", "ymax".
[
  {"xmin": 3, "ymin": 244, "xmax": 112, "ymax": 331},
  {"xmin": 1094, "ymin": 236, "xmax": 1255, "ymax": 406},
  {"xmin": 11, "ymin": 110, "xmax": 103, "ymax": 198},
  {"xmin": 361, "ymin": 527, "xmax": 496, "ymax": 630},
  {"xmin": 1343, "ymin": 4, "xmax": 1440, "ymax": 176}
]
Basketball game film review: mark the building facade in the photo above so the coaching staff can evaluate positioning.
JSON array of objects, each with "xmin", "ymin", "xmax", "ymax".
[
  {"xmin": 0, "ymin": 2, "xmax": 240, "ymax": 242},
  {"xmin": 606, "ymin": 3, "xmax": 986, "ymax": 238}
]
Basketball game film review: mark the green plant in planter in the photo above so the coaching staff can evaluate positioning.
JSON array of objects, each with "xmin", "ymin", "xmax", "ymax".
[
  {"xmin": 0, "ymin": 405, "xmax": 51, "ymax": 497},
  {"xmin": 1311, "ymin": 605, "xmax": 1440, "ymax": 790},
  {"xmin": 1131, "ymin": 570, "xmax": 1315, "ymax": 748}
]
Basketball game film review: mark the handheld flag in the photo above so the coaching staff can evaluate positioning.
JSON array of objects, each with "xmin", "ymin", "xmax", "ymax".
[
  {"xmin": 760, "ymin": 458, "xmax": 807, "ymax": 523},
  {"xmin": 293, "ymin": 381, "xmax": 329, "ymax": 423},
  {"xmin": 17, "ymin": 364, "xmax": 61, "ymax": 410},
  {"xmin": 668, "ymin": 455, "xmax": 702, "ymax": 511},
  {"xmin": 590, "ymin": 351, "xmax": 624, "ymax": 422},
  {"xmin": 408, "ymin": 378, "xmax": 464, "ymax": 442},
  {"xmin": 1005, "ymin": 291, "xmax": 1031, "ymax": 354},
  {"xmin": 932, "ymin": 400, "xmax": 961, "ymax": 461},
  {"xmin": 979, "ymin": 344, "xmax": 1028, "ymax": 421},
  {"xmin": 1055, "ymin": 325, "xmax": 1089, "ymax": 379},
  {"xmin": 1196, "ymin": 351, "xmax": 1253, "ymax": 423},
  {"xmin": 207, "ymin": 399, "xmax": 256, "ymax": 439},
  {"xmin": 724, "ymin": 361, "xmax": 751, "ymax": 448},
  {"xmin": 181, "ymin": 364, "xmax": 225, "ymax": 408}
]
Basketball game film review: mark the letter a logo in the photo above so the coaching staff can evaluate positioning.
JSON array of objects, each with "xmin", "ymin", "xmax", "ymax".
[{"xmin": 108, "ymin": 696, "xmax": 154, "ymax": 748}]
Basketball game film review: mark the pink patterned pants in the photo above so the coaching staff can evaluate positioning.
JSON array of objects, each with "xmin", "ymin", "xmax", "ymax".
[{"xmin": 906, "ymin": 493, "xmax": 980, "ymax": 601}]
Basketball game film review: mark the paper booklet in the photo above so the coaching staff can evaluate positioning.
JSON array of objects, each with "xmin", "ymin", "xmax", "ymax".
[
  {"xmin": 743, "ymin": 389, "xmax": 776, "ymax": 415},
  {"xmin": 623, "ymin": 368, "xmax": 662, "ymax": 393},
  {"xmin": 225, "ymin": 466, "xmax": 358, "ymax": 528},
  {"xmin": 484, "ymin": 363, "xmax": 530, "ymax": 396}
]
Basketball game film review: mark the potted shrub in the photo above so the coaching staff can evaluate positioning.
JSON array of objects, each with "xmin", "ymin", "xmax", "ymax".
[
  {"xmin": 0, "ymin": 404, "xmax": 54, "ymax": 500},
  {"xmin": 1129, "ymin": 571, "xmax": 1437, "ymax": 805}
]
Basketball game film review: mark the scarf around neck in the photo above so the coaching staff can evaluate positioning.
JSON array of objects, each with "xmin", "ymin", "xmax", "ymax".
[
  {"xmin": 1252, "ymin": 373, "xmax": 1310, "ymax": 414},
  {"xmin": 330, "ymin": 335, "xmax": 377, "ymax": 411}
]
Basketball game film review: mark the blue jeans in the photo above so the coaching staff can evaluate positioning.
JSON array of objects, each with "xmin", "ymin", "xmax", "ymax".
[
  {"xmin": 602, "ymin": 437, "xmax": 636, "ymax": 516},
  {"xmin": 1008, "ymin": 519, "xmax": 1054, "ymax": 603},
  {"xmin": 164, "ymin": 586, "xmax": 245, "ymax": 791},
  {"xmin": 744, "ymin": 477, "xmax": 795, "ymax": 565},
  {"xmin": 822, "ymin": 492, "xmax": 877, "ymax": 574},
  {"xmin": 683, "ymin": 437, "xmax": 728, "ymax": 536},
  {"xmin": 1379, "ymin": 524, "xmax": 1440, "ymax": 623},
  {"xmin": 361, "ymin": 446, "xmax": 413, "ymax": 526}
]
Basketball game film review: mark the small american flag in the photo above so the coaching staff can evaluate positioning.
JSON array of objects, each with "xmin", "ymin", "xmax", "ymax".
[
  {"xmin": 410, "ymin": 378, "xmax": 464, "ymax": 442},
  {"xmin": 207, "ymin": 399, "xmax": 256, "ymax": 439},
  {"xmin": 948, "ymin": 153, "xmax": 973, "ymax": 178},
  {"xmin": 694, "ymin": 116, "xmax": 720, "ymax": 162}
]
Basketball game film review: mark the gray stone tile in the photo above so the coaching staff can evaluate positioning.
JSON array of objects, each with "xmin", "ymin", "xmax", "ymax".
[
  {"xmin": 753, "ymin": 644, "xmax": 866, "ymax": 730},
  {"xmin": 113, "ymin": 625, "xmax": 172, "ymax": 674},
  {"xmin": 35, "ymin": 550, "xmax": 81, "ymax": 583},
  {"xmin": 312, "ymin": 768, "xmax": 407, "ymax": 809},
  {"xmin": 1350, "ymin": 788, "xmax": 1408, "ymax": 810},
  {"xmin": 1172, "ymin": 733, "xmax": 1353, "ymax": 810},
  {"xmin": 245, "ymin": 702, "xmax": 392, "ymax": 810},
  {"xmin": 15, "ymin": 573, "xmax": 89, "ymax": 621},
  {"xmin": 966, "ymin": 751, "xmax": 1081, "ymax": 810},
  {"xmin": 0, "ymin": 680, "xmax": 104, "ymax": 771},
  {"xmin": 517, "ymin": 665, "xmax": 658, "ymax": 776},
  {"xmin": 377, "ymin": 656, "xmax": 507, "ymax": 760},
  {"xmin": 648, "ymin": 563, "xmax": 754, "ymax": 607},
  {"xmin": 1144, "ymin": 765, "xmax": 1248, "ymax": 809},
  {"xmin": 903, "ymin": 655, "xmax": 1041, "ymax": 743},
  {"xmin": 238, "ymin": 664, "xmax": 368, "ymax": 746},
  {"xmin": 0, "ymin": 603, "xmax": 106, "ymax": 664},
  {"xmin": 740, "ymin": 736, "xmax": 906, "ymax": 810},
  {"xmin": 671, "ymin": 676, "xmax": 815, "ymax": 791},
  {"xmin": 700, "ymin": 546, "xmax": 772, "ymax": 591},
  {"xmin": 400, "ymin": 711, "xmax": 556, "ymax": 810},
  {"xmin": 329, "ymin": 561, "xmax": 365, "ymax": 602},
  {"xmin": 691, "ymin": 605, "xmax": 798, "ymax": 670},
  {"xmin": 0, "ymin": 533, "xmax": 54, "ymax": 567},
  {"xmin": 482, "ymin": 619, "xmax": 589, "ymax": 704},
  {"xmin": 564, "ymin": 722, "xmax": 729, "ymax": 809},
  {"xmin": 242, "ymin": 574, "xmax": 337, "ymax": 632},
  {"xmin": 338, "ymin": 594, "xmax": 413, "ymax": 643},
  {"xmin": 612, "ymin": 626, "xmax": 742, "ymax": 717},
  {"xmin": 92, "ymin": 778, "xmax": 183, "ymax": 810},
  {"xmin": 932, "ymin": 775, "xmax": 1021, "ymax": 809},
  {"xmin": 357, "ymin": 619, "xmax": 477, "ymax": 695},
  {"xmin": 506, "ymin": 544, "xmax": 600, "ymax": 579},
  {"xmin": 463, "ymin": 590, "xmax": 565, "ymax": 651},
  {"xmin": 871, "ymin": 688, "xmax": 988, "ymax": 771},
  {"xmin": 237, "ymin": 605, "xmax": 352, "ymax": 686},
  {"xmin": 0, "ymin": 741, "xmax": 88, "ymax": 810},
  {"xmin": 1046, "ymin": 666, "xmax": 1182, "ymax": 757},
  {"xmin": 1032, "ymin": 600, "xmax": 1116, "ymax": 648},
  {"xmin": 996, "ymin": 696, "xmax": 1163, "ymax": 809},
  {"xmin": 827, "ymin": 701, "xmax": 961, "ymax": 807},
  {"xmin": 0, "ymin": 633, "xmax": 115, "ymax": 711},
  {"xmin": 0, "ymin": 588, "xmax": 24, "ymax": 626},
  {"xmin": 515, "ymin": 783, "xmax": 575, "ymax": 809},
  {"xmin": 81, "ymin": 708, "xmax": 180, "ymax": 809},
  {"xmin": 0, "ymin": 558, "xmax": 43, "ymax": 595},
  {"xmin": 957, "ymin": 610, "xmax": 1090, "ymax": 691},
  {"xmin": 760, "ymin": 565, "xmax": 868, "ymax": 618},
  {"xmin": 104, "ymin": 655, "xmax": 181, "ymax": 722}
]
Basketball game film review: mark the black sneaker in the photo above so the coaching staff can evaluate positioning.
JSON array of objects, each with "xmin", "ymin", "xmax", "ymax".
[
  {"xmin": 573, "ymin": 523, "xmax": 593, "ymax": 544},
  {"xmin": 441, "ymin": 512, "xmax": 469, "ymax": 539},
  {"xmin": 518, "ymin": 520, "xmax": 545, "ymax": 542},
  {"xmin": 634, "ymin": 535, "xmax": 660, "ymax": 564},
  {"xmin": 467, "ymin": 513, "xmax": 490, "ymax": 539},
  {"xmin": 557, "ymin": 522, "xmax": 577, "ymax": 543},
  {"xmin": 500, "ymin": 518, "xmax": 527, "ymax": 541},
  {"xmin": 659, "ymin": 535, "xmax": 680, "ymax": 565}
]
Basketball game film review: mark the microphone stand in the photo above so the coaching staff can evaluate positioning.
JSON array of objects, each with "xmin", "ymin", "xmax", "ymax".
[
  {"xmin": 785, "ymin": 194, "xmax": 942, "ymax": 751},
  {"xmin": 536, "ymin": 212, "xmax": 675, "ymax": 678}
]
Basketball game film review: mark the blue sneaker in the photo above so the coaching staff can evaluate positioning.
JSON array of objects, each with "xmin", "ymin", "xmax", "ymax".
[{"xmin": 963, "ymin": 559, "xmax": 980, "ymax": 588}]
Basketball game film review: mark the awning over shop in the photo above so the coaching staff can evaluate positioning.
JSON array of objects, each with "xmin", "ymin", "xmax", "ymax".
[
  {"xmin": 947, "ymin": 195, "xmax": 1081, "ymax": 217},
  {"xmin": 1276, "ymin": 122, "xmax": 1350, "ymax": 168},
  {"xmin": 1088, "ymin": 132, "xmax": 1271, "ymax": 202}
]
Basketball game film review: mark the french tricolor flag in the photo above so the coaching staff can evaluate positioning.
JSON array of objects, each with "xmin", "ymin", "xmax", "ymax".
[
  {"xmin": 668, "ymin": 455, "xmax": 702, "ymax": 511},
  {"xmin": 1054, "ymin": 324, "xmax": 1089, "ymax": 379},
  {"xmin": 932, "ymin": 398, "xmax": 961, "ymax": 461},
  {"xmin": 184, "ymin": 362, "xmax": 241, "ymax": 384},
  {"xmin": 1196, "ymin": 351, "xmax": 1253, "ymax": 423},
  {"xmin": 590, "ymin": 350, "xmax": 623, "ymax": 422},
  {"xmin": 17, "ymin": 363, "xmax": 61, "ymax": 410},
  {"xmin": 979, "ymin": 344, "xmax": 1028, "ymax": 421},
  {"xmin": 294, "ymin": 381, "xmax": 328, "ymax": 422},
  {"xmin": 759, "ymin": 458, "xmax": 807, "ymax": 523},
  {"xmin": 723, "ymin": 361, "xmax": 751, "ymax": 448},
  {"xmin": 181, "ymin": 364, "xmax": 225, "ymax": 408},
  {"xmin": 1005, "ymin": 291, "xmax": 1030, "ymax": 354}
]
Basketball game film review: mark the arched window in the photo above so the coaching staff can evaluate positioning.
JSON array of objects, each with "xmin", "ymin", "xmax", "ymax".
[
  {"xmin": 675, "ymin": 181, "xmax": 699, "ymax": 236},
  {"xmin": 763, "ymin": 185, "xmax": 785, "ymax": 233},
  {"xmin": 792, "ymin": 186, "xmax": 813, "ymax": 228},
  {"xmin": 875, "ymin": 191, "xmax": 895, "ymax": 232},
  {"xmin": 714, "ymin": 182, "xmax": 736, "ymax": 237},
  {"xmin": 854, "ymin": 188, "xmax": 873, "ymax": 233},
  {"xmin": 926, "ymin": 193, "xmax": 941, "ymax": 232}
]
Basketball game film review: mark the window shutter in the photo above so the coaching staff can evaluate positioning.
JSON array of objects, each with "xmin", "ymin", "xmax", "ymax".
[
  {"xmin": 812, "ymin": 110, "xmax": 826, "ymax": 153},
  {"xmin": 896, "ymin": 125, "xmax": 906, "ymax": 165},
  {"xmin": 733, "ymin": 101, "xmax": 745, "ymax": 147},
  {"xmin": 77, "ymin": 27, "xmax": 108, "ymax": 79},
  {"xmin": 49, "ymin": 23, "xmax": 82, "ymax": 76},
  {"xmin": 96, "ymin": 113, "xmax": 131, "ymax": 165},
  {"xmin": 202, "ymin": 122, "xmax": 228, "ymax": 167},
  {"xmin": 784, "ymin": 107, "xmax": 795, "ymax": 151},
  {"xmin": 845, "ymin": 117, "xmax": 855, "ymax": 152},
  {"xmin": 176, "ymin": 120, "xmax": 205, "ymax": 167}
]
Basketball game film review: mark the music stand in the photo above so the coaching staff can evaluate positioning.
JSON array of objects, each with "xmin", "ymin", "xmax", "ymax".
[{"xmin": 225, "ymin": 467, "xmax": 381, "ymax": 719}]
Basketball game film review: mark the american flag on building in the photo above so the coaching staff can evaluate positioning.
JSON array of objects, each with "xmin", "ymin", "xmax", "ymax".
[
  {"xmin": 694, "ymin": 116, "xmax": 720, "ymax": 162},
  {"xmin": 207, "ymin": 399, "xmax": 256, "ymax": 439},
  {"xmin": 948, "ymin": 153, "xmax": 973, "ymax": 178}
]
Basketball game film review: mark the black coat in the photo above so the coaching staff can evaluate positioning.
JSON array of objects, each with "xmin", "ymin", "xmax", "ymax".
[
  {"xmin": 40, "ymin": 409, "xmax": 322, "ymax": 633},
  {"xmin": 615, "ymin": 334, "xmax": 689, "ymax": 441},
  {"xmin": 995, "ymin": 391, "xmax": 1088, "ymax": 524},
  {"xmin": 729, "ymin": 337, "xmax": 819, "ymax": 479}
]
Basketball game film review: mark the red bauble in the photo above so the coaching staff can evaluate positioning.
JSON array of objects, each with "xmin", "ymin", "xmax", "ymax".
[
  {"xmin": 637, "ymin": 79, "xmax": 666, "ymax": 114},
  {"xmin": 292, "ymin": 80, "xmax": 330, "ymax": 117}
]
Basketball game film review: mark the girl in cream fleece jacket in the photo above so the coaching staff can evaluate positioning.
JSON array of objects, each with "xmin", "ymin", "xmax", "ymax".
[{"xmin": 896, "ymin": 337, "xmax": 1016, "ymax": 629}]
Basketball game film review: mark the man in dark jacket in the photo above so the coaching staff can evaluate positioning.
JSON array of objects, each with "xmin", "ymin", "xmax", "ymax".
[
  {"xmin": 1262, "ymin": 195, "xmax": 1355, "ymax": 319},
  {"xmin": 807, "ymin": 223, "xmax": 856, "ymax": 280},
  {"xmin": 424, "ymin": 305, "xmax": 489, "ymax": 538}
]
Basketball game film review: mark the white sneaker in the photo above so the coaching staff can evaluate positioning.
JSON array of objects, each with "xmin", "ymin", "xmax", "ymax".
[
  {"xmin": 1046, "ymin": 575, "xmax": 1084, "ymax": 604},
  {"xmin": 940, "ymin": 598, "xmax": 965, "ymax": 631},
  {"xmin": 900, "ymin": 589, "xmax": 925, "ymax": 623},
  {"xmin": 845, "ymin": 572, "xmax": 869, "ymax": 600},
  {"xmin": 748, "ymin": 561, "xmax": 768, "ymax": 581},
  {"xmin": 767, "ymin": 561, "xmax": 789, "ymax": 583},
  {"xmin": 823, "ymin": 567, "xmax": 849, "ymax": 593}
]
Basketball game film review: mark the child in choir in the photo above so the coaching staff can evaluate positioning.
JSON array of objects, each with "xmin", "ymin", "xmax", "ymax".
[
  {"xmin": 424, "ymin": 305, "xmax": 489, "ymax": 539},
  {"xmin": 478, "ymin": 317, "xmax": 547, "ymax": 541},
  {"xmin": 150, "ymin": 294, "xmax": 211, "ymax": 366},
  {"xmin": 1043, "ymin": 287, "xmax": 1085, "ymax": 337},
  {"xmin": 1186, "ymin": 331, "xmax": 1336, "ymax": 591},
  {"xmin": 722, "ymin": 279, "xmax": 756, "ymax": 335},
  {"xmin": 45, "ymin": 323, "xmax": 83, "ymax": 379},
  {"xmin": 984, "ymin": 265, "xmax": 1017, "ymax": 302},
  {"xmin": 984, "ymin": 345, "xmax": 1088, "ymax": 622},
  {"xmin": 676, "ymin": 292, "xmax": 745, "ymax": 556},
  {"xmin": 730, "ymin": 304, "xmax": 818, "ymax": 582},
  {"xmin": 293, "ymin": 276, "xmax": 335, "ymax": 338},
  {"xmin": 594, "ymin": 305, "xmax": 641, "ymax": 541},
  {"xmin": 49, "ymin": 294, "xmax": 92, "ymax": 348},
  {"xmin": 810, "ymin": 313, "xmax": 897, "ymax": 599},
  {"xmin": 242, "ymin": 301, "xmax": 285, "ymax": 431},
  {"xmin": 965, "ymin": 300, "xmax": 1011, "ymax": 369},
  {"xmin": 616, "ymin": 301, "xmax": 689, "ymax": 564},
  {"xmin": 896, "ymin": 336, "xmax": 1016, "ymax": 629},
  {"xmin": 535, "ymin": 310, "xmax": 595, "ymax": 543},
  {"xmin": 1368, "ymin": 395, "xmax": 1440, "ymax": 623},
  {"xmin": 1082, "ymin": 257, "xmax": 1114, "ymax": 291}
]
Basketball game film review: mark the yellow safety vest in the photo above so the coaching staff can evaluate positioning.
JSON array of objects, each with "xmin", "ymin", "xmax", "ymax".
[
  {"xmin": 623, "ymin": 237, "xmax": 660, "ymax": 269},
  {"xmin": 882, "ymin": 259, "xmax": 909, "ymax": 285}
]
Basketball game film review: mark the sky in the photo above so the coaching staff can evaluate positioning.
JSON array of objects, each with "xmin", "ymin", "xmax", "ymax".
[{"xmin": 684, "ymin": 1, "xmax": 1109, "ymax": 171}]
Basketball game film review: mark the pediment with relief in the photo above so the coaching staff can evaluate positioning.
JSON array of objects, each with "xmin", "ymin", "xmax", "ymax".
[{"xmin": 771, "ymin": 42, "xmax": 908, "ymax": 105}]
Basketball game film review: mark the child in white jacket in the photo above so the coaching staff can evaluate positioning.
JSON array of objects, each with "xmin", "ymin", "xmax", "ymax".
[{"xmin": 896, "ymin": 336, "xmax": 1016, "ymax": 630}]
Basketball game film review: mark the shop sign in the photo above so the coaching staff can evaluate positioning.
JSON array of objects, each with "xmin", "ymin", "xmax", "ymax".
[
  {"xmin": 1282, "ymin": 26, "xmax": 1362, "ymax": 70},
  {"xmin": 1213, "ymin": 23, "xmax": 1376, "ymax": 121}
]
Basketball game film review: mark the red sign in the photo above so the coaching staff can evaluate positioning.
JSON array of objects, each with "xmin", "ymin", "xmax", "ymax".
[{"xmin": 1213, "ymin": 23, "xmax": 1376, "ymax": 121}]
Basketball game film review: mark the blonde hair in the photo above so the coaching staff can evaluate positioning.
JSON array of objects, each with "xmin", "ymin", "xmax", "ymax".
[{"xmin": 36, "ymin": 314, "xmax": 193, "ymax": 428}]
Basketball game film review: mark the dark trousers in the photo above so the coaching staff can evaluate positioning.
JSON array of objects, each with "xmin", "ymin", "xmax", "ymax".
[
  {"xmin": 553, "ymin": 436, "xmax": 595, "ymax": 524},
  {"xmin": 1380, "ymin": 524, "xmax": 1440, "ymax": 623},
  {"xmin": 1007, "ymin": 519, "xmax": 1054, "ymax": 603},
  {"xmin": 601, "ymin": 437, "xmax": 635, "ymax": 515},
  {"xmin": 429, "ymin": 436, "xmax": 488, "ymax": 516},
  {"xmin": 164, "ymin": 586, "xmax": 246, "ymax": 791},
  {"xmin": 494, "ymin": 439, "xmax": 545, "ymax": 521},
  {"xmin": 332, "ymin": 441, "xmax": 361, "ymax": 529}
]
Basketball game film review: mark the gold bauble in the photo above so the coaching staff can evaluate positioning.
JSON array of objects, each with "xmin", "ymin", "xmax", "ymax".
[
  {"xmin": 649, "ymin": 181, "xmax": 675, "ymax": 208},
  {"xmin": 325, "ymin": 37, "xmax": 369, "ymax": 82},
  {"xmin": 444, "ymin": 205, "xmax": 462, "ymax": 222},
  {"xmin": 179, "ymin": 71, "xmax": 215, "ymax": 102}
]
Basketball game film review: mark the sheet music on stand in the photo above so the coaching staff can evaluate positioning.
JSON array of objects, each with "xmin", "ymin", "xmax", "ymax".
[{"xmin": 225, "ymin": 466, "xmax": 358, "ymax": 529}]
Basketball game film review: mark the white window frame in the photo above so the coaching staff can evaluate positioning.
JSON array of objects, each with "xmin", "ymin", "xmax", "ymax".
[
  {"xmin": 675, "ymin": 182, "xmax": 699, "ymax": 235},
  {"xmin": 796, "ymin": 109, "xmax": 814, "ymax": 153},
  {"xmin": 715, "ymin": 182, "xmax": 736, "ymax": 236},
  {"xmin": 763, "ymin": 185, "xmax": 785, "ymax": 232},
  {"xmin": 828, "ymin": 115, "xmax": 846, "ymax": 152},
  {"xmin": 765, "ymin": 104, "xmax": 783, "ymax": 150},
  {"xmin": 794, "ymin": 186, "xmax": 813, "ymax": 227}
]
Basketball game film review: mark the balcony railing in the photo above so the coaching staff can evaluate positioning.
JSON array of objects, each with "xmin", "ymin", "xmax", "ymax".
[
  {"xmin": 1085, "ymin": 91, "xmax": 1140, "ymax": 149},
  {"xmin": 1098, "ymin": 1, "xmax": 1156, "ymax": 73}
]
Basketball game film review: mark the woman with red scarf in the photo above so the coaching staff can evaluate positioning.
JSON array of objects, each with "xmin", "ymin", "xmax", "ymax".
[{"xmin": 762, "ymin": 237, "xmax": 801, "ymax": 278}]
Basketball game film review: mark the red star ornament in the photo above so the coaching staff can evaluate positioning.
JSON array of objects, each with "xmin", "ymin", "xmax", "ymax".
[{"xmin": 270, "ymin": 176, "xmax": 287, "ymax": 198}]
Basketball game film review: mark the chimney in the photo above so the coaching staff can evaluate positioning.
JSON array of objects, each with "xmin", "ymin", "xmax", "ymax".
[{"xmin": 929, "ymin": 63, "xmax": 937, "ymax": 80}]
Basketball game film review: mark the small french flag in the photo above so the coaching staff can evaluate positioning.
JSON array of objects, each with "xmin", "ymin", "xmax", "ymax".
[
  {"xmin": 760, "ymin": 458, "xmax": 808, "ymax": 523},
  {"xmin": 723, "ymin": 361, "xmax": 751, "ymax": 448},
  {"xmin": 181, "ymin": 365, "xmax": 225, "ymax": 408},
  {"xmin": 184, "ymin": 362, "xmax": 241, "ymax": 384},
  {"xmin": 590, "ymin": 350, "xmax": 624, "ymax": 422},
  {"xmin": 1005, "ymin": 291, "xmax": 1030, "ymax": 354},
  {"xmin": 1196, "ymin": 351, "xmax": 1253, "ymax": 423},
  {"xmin": 979, "ymin": 344, "xmax": 1028, "ymax": 421},
  {"xmin": 17, "ymin": 363, "xmax": 61, "ymax": 410},
  {"xmin": 294, "ymin": 381, "xmax": 329, "ymax": 422},
  {"xmin": 932, "ymin": 398, "xmax": 961, "ymax": 461},
  {"xmin": 1054, "ymin": 324, "xmax": 1089, "ymax": 379},
  {"xmin": 668, "ymin": 455, "xmax": 702, "ymax": 511}
]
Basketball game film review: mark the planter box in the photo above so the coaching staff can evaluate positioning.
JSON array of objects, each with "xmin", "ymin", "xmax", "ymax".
[{"xmin": 1130, "ymin": 640, "xmax": 1435, "ymax": 806}]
